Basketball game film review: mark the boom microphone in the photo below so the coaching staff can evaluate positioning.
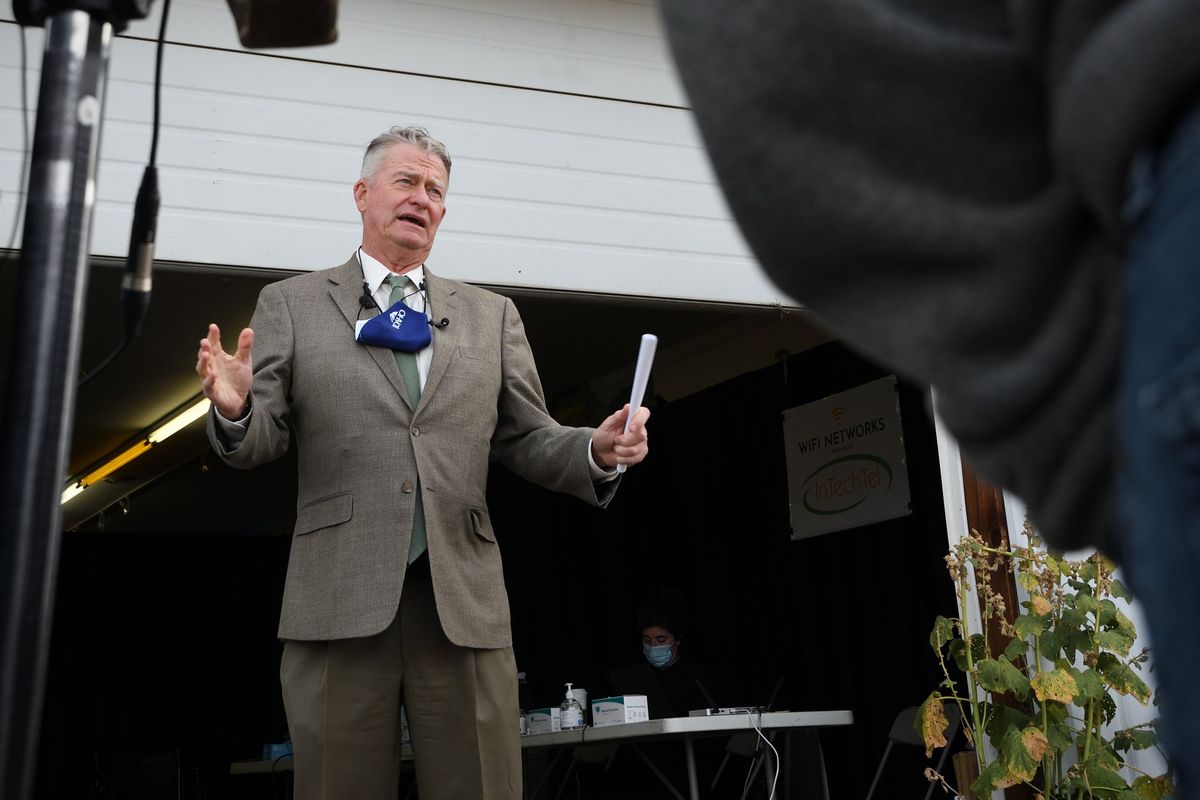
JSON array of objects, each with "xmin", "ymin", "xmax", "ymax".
[
  {"xmin": 223, "ymin": 0, "xmax": 339, "ymax": 49},
  {"xmin": 121, "ymin": 165, "xmax": 160, "ymax": 339}
]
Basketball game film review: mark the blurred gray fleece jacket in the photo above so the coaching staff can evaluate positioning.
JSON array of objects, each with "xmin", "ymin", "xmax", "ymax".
[{"xmin": 660, "ymin": 0, "xmax": 1200, "ymax": 555}]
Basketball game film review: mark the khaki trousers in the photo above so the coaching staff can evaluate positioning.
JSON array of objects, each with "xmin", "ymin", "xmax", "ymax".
[{"xmin": 280, "ymin": 556, "xmax": 521, "ymax": 800}]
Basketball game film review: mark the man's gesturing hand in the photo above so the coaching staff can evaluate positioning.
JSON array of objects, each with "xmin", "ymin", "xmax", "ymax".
[
  {"xmin": 590, "ymin": 404, "xmax": 651, "ymax": 470},
  {"xmin": 196, "ymin": 323, "xmax": 254, "ymax": 420}
]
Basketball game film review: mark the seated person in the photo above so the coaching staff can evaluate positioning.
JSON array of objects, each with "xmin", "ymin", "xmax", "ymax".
[
  {"xmin": 576, "ymin": 591, "xmax": 724, "ymax": 798},
  {"xmin": 638, "ymin": 597, "xmax": 719, "ymax": 717}
]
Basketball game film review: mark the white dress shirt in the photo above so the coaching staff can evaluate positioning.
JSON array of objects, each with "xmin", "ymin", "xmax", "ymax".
[{"xmin": 358, "ymin": 249, "xmax": 433, "ymax": 388}]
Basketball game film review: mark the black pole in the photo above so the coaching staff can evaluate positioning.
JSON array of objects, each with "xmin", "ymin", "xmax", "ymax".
[{"xmin": 0, "ymin": 10, "xmax": 113, "ymax": 799}]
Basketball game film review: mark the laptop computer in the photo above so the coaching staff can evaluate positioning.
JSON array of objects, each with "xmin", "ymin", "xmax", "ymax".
[
  {"xmin": 687, "ymin": 675, "xmax": 784, "ymax": 717},
  {"xmin": 605, "ymin": 662, "xmax": 677, "ymax": 720}
]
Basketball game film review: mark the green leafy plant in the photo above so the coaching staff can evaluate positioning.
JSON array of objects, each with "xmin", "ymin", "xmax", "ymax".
[{"xmin": 918, "ymin": 521, "xmax": 1173, "ymax": 799}]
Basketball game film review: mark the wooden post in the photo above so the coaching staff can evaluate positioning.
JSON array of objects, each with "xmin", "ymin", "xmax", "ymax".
[
  {"xmin": 959, "ymin": 460, "xmax": 1036, "ymax": 800},
  {"xmin": 953, "ymin": 751, "xmax": 982, "ymax": 800}
]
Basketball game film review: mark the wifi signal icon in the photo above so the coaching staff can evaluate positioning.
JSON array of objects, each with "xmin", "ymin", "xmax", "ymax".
[{"xmin": 832, "ymin": 407, "xmax": 845, "ymax": 424}]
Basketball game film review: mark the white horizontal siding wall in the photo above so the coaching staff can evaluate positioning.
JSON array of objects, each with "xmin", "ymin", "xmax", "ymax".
[
  {"xmin": 0, "ymin": 1, "xmax": 788, "ymax": 306},
  {"xmin": 126, "ymin": 0, "xmax": 685, "ymax": 107}
]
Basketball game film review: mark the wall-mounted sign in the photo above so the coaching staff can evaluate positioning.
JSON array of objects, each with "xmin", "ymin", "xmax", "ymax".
[{"xmin": 782, "ymin": 376, "xmax": 911, "ymax": 540}]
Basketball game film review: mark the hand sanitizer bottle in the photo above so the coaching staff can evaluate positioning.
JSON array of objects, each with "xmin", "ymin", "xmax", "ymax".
[{"xmin": 560, "ymin": 682, "xmax": 585, "ymax": 729}]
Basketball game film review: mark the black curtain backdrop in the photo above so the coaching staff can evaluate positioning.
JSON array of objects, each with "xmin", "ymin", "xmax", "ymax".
[
  {"xmin": 492, "ymin": 342, "xmax": 959, "ymax": 798},
  {"xmin": 36, "ymin": 533, "xmax": 292, "ymax": 798},
  {"xmin": 37, "ymin": 341, "xmax": 959, "ymax": 799}
]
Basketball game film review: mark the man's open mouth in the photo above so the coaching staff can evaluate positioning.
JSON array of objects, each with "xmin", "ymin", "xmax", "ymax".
[{"xmin": 398, "ymin": 214, "xmax": 426, "ymax": 228}]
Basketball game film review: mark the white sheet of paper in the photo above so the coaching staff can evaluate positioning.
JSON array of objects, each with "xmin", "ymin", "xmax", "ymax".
[{"xmin": 616, "ymin": 333, "xmax": 658, "ymax": 474}]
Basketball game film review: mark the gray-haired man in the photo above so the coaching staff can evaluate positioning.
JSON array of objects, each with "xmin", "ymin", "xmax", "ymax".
[{"xmin": 197, "ymin": 126, "xmax": 650, "ymax": 799}]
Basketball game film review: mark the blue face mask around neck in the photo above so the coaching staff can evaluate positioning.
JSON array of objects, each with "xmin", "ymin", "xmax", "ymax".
[
  {"xmin": 644, "ymin": 643, "xmax": 673, "ymax": 669},
  {"xmin": 356, "ymin": 298, "xmax": 432, "ymax": 352}
]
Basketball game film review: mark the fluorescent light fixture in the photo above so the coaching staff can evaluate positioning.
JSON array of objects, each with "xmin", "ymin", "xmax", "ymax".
[
  {"xmin": 149, "ymin": 398, "xmax": 211, "ymax": 444},
  {"xmin": 79, "ymin": 440, "xmax": 153, "ymax": 486},
  {"xmin": 61, "ymin": 397, "xmax": 213, "ymax": 504},
  {"xmin": 61, "ymin": 483, "xmax": 86, "ymax": 505}
]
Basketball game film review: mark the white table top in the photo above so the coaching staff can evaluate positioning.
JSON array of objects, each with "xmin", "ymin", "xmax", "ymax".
[
  {"xmin": 520, "ymin": 710, "xmax": 853, "ymax": 749},
  {"xmin": 230, "ymin": 710, "xmax": 855, "ymax": 770}
]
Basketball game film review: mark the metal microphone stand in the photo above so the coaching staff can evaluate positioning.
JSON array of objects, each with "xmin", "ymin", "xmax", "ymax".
[{"xmin": 0, "ymin": 2, "xmax": 150, "ymax": 797}]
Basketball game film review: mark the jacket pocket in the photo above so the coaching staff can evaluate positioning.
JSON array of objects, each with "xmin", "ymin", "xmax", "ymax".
[
  {"xmin": 295, "ymin": 491, "xmax": 353, "ymax": 536},
  {"xmin": 458, "ymin": 346, "xmax": 499, "ymax": 366},
  {"xmin": 469, "ymin": 507, "xmax": 497, "ymax": 542}
]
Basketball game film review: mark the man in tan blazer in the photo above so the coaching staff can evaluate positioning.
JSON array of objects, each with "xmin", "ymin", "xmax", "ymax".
[{"xmin": 196, "ymin": 126, "xmax": 649, "ymax": 800}]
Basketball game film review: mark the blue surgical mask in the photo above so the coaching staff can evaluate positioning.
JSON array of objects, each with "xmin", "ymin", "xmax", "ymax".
[
  {"xmin": 644, "ymin": 644, "xmax": 673, "ymax": 669},
  {"xmin": 356, "ymin": 298, "xmax": 432, "ymax": 353}
]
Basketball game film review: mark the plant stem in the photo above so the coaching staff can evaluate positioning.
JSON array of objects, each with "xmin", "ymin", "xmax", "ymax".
[
  {"xmin": 1035, "ymin": 633, "xmax": 1051, "ymax": 792},
  {"xmin": 936, "ymin": 630, "xmax": 973, "ymax": 751},
  {"xmin": 1082, "ymin": 699, "xmax": 1095, "ymax": 763},
  {"xmin": 1082, "ymin": 560, "xmax": 1103, "ymax": 767},
  {"xmin": 959, "ymin": 576, "xmax": 985, "ymax": 773}
]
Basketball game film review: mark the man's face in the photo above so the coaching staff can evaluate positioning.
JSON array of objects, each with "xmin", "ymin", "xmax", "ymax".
[{"xmin": 354, "ymin": 142, "xmax": 449, "ymax": 268}]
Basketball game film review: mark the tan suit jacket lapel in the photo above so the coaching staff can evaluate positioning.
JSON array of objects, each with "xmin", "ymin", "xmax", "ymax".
[
  {"xmin": 327, "ymin": 254, "xmax": 413, "ymax": 408},
  {"xmin": 418, "ymin": 270, "xmax": 461, "ymax": 409}
]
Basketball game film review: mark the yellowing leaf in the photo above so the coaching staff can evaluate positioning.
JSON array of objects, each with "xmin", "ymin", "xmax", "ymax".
[
  {"xmin": 973, "ymin": 760, "xmax": 1020, "ymax": 794},
  {"xmin": 1032, "ymin": 668, "xmax": 1078, "ymax": 704},
  {"xmin": 1133, "ymin": 774, "xmax": 1174, "ymax": 800},
  {"xmin": 916, "ymin": 693, "xmax": 949, "ymax": 758},
  {"xmin": 1021, "ymin": 727, "xmax": 1050, "ymax": 762},
  {"xmin": 999, "ymin": 725, "xmax": 1039, "ymax": 784},
  {"xmin": 1096, "ymin": 629, "xmax": 1136, "ymax": 655},
  {"xmin": 1098, "ymin": 654, "xmax": 1152, "ymax": 704},
  {"xmin": 1113, "ymin": 608, "xmax": 1138, "ymax": 639}
]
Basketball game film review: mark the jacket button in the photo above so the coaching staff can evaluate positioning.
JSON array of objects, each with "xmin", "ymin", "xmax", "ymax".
[
  {"xmin": 411, "ymin": 426, "xmax": 420, "ymax": 437},
  {"xmin": 401, "ymin": 481, "xmax": 414, "ymax": 494}
]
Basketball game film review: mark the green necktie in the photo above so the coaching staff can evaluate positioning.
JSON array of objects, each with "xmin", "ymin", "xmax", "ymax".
[{"xmin": 386, "ymin": 274, "xmax": 427, "ymax": 563}]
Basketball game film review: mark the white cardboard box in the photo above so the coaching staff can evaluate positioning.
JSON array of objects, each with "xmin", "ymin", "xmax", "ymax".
[
  {"xmin": 527, "ymin": 707, "xmax": 561, "ymax": 735},
  {"xmin": 590, "ymin": 695, "xmax": 650, "ymax": 727}
]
